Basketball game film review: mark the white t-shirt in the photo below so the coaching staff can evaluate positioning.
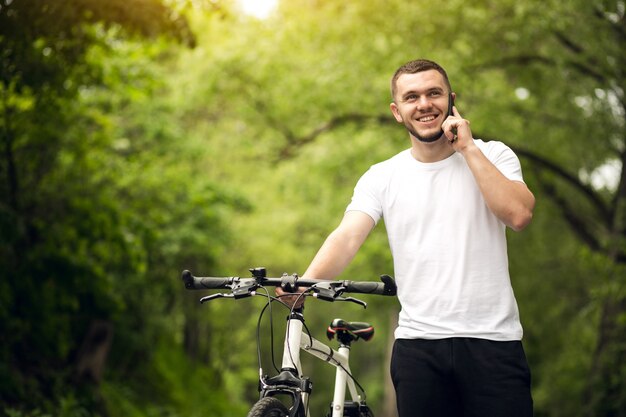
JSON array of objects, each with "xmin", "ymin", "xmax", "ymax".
[{"xmin": 346, "ymin": 140, "xmax": 525, "ymax": 341}]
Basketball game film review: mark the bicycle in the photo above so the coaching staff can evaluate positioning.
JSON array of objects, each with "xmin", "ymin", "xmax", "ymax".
[{"xmin": 181, "ymin": 267, "xmax": 396, "ymax": 417}]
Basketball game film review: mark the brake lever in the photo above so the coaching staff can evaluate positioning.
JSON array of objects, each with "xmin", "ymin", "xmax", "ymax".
[
  {"xmin": 311, "ymin": 287, "xmax": 338, "ymax": 302},
  {"xmin": 198, "ymin": 281, "xmax": 258, "ymax": 303},
  {"xmin": 338, "ymin": 296, "xmax": 367, "ymax": 309},
  {"xmin": 309, "ymin": 282, "xmax": 367, "ymax": 308},
  {"xmin": 232, "ymin": 284, "xmax": 258, "ymax": 299},
  {"xmin": 199, "ymin": 293, "xmax": 234, "ymax": 304}
]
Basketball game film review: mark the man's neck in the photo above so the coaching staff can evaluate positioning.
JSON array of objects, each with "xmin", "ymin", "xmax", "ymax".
[{"xmin": 410, "ymin": 137, "xmax": 455, "ymax": 163}]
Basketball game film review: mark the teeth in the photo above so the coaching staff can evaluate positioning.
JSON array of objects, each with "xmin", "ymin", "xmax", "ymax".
[{"xmin": 418, "ymin": 115, "xmax": 436, "ymax": 122}]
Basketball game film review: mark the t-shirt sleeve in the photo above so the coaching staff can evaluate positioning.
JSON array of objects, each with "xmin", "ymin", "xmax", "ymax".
[
  {"xmin": 345, "ymin": 167, "xmax": 383, "ymax": 225},
  {"xmin": 485, "ymin": 141, "xmax": 525, "ymax": 183}
]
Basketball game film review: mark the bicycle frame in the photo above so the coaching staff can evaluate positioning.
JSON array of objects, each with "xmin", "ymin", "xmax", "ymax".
[{"xmin": 276, "ymin": 314, "xmax": 361, "ymax": 417}]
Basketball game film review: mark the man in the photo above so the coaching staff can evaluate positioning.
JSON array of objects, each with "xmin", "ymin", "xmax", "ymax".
[{"xmin": 281, "ymin": 59, "xmax": 535, "ymax": 416}]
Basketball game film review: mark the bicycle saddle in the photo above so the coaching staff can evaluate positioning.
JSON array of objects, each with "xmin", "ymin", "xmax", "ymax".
[{"xmin": 326, "ymin": 318, "xmax": 374, "ymax": 342}]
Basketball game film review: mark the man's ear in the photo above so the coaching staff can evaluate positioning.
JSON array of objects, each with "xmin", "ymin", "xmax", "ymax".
[{"xmin": 390, "ymin": 102, "xmax": 403, "ymax": 123}]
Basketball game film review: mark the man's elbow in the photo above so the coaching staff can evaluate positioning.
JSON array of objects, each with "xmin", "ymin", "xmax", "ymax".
[
  {"xmin": 508, "ymin": 209, "xmax": 533, "ymax": 231},
  {"xmin": 508, "ymin": 195, "xmax": 535, "ymax": 231}
]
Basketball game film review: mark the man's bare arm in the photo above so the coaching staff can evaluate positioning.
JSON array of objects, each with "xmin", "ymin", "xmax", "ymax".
[
  {"xmin": 460, "ymin": 146, "xmax": 535, "ymax": 231},
  {"xmin": 444, "ymin": 107, "xmax": 535, "ymax": 231},
  {"xmin": 301, "ymin": 210, "xmax": 376, "ymax": 280}
]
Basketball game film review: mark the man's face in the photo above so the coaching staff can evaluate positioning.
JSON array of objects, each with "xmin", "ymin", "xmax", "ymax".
[{"xmin": 390, "ymin": 70, "xmax": 451, "ymax": 143}]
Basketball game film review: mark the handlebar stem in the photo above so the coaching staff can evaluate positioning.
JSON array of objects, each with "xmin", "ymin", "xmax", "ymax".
[{"xmin": 279, "ymin": 273, "xmax": 299, "ymax": 292}]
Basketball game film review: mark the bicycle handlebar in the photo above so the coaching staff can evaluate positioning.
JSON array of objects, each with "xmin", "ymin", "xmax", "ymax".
[
  {"xmin": 342, "ymin": 277, "xmax": 396, "ymax": 295},
  {"xmin": 181, "ymin": 269, "xmax": 397, "ymax": 297},
  {"xmin": 181, "ymin": 271, "xmax": 237, "ymax": 290}
]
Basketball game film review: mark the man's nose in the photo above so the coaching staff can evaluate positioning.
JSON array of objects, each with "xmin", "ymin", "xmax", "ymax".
[{"xmin": 415, "ymin": 96, "xmax": 433, "ymax": 110}]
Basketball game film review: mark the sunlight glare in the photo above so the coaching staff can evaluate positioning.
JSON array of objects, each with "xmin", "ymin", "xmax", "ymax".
[{"xmin": 239, "ymin": 0, "xmax": 278, "ymax": 19}]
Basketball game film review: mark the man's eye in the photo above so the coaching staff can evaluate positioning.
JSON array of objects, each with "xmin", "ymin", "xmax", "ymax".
[
  {"xmin": 405, "ymin": 94, "xmax": 417, "ymax": 101},
  {"xmin": 429, "ymin": 91, "xmax": 442, "ymax": 97}
]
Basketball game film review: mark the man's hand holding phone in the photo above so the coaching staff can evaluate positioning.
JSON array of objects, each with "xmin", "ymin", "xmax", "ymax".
[{"xmin": 443, "ymin": 102, "xmax": 474, "ymax": 152}]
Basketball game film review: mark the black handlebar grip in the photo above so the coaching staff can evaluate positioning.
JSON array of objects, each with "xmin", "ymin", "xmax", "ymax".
[
  {"xmin": 343, "ymin": 275, "xmax": 397, "ymax": 296},
  {"xmin": 380, "ymin": 274, "xmax": 397, "ymax": 296},
  {"xmin": 343, "ymin": 280, "xmax": 386, "ymax": 295},
  {"xmin": 181, "ymin": 270, "xmax": 233, "ymax": 290}
]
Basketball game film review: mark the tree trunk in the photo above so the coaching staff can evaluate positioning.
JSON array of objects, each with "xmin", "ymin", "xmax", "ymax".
[
  {"xmin": 585, "ymin": 295, "xmax": 626, "ymax": 417},
  {"xmin": 75, "ymin": 320, "xmax": 114, "ymax": 384}
]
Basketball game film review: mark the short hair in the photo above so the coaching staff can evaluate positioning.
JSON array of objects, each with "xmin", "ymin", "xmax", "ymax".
[{"xmin": 391, "ymin": 59, "xmax": 452, "ymax": 100}]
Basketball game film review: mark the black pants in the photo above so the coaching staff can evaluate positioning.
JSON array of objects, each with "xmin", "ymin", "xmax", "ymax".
[{"xmin": 390, "ymin": 338, "xmax": 533, "ymax": 417}]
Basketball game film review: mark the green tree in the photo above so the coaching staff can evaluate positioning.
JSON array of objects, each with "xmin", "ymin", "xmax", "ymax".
[{"xmin": 0, "ymin": 1, "xmax": 244, "ymax": 415}]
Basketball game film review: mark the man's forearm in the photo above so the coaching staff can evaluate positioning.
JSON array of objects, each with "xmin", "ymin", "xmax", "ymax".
[
  {"xmin": 302, "ymin": 231, "xmax": 360, "ymax": 280},
  {"xmin": 461, "ymin": 146, "xmax": 535, "ymax": 231},
  {"xmin": 302, "ymin": 211, "xmax": 375, "ymax": 279}
]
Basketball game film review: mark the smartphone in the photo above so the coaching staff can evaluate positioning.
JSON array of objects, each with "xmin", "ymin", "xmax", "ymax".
[
  {"xmin": 447, "ymin": 93, "xmax": 457, "ymax": 141},
  {"xmin": 447, "ymin": 92, "xmax": 455, "ymax": 117}
]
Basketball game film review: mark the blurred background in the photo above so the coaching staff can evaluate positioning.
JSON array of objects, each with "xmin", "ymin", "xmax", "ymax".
[{"xmin": 1, "ymin": 0, "xmax": 624, "ymax": 416}]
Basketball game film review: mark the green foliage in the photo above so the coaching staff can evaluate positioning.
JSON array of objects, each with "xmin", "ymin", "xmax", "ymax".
[
  {"xmin": 101, "ymin": 339, "xmax": 248, "ymax": 417},
  {"xmin": 0, "ymin": 0, "xmax": 237, "ymax": 416}
]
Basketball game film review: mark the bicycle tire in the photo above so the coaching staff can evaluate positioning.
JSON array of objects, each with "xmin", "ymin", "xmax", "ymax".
[{"xmin": 246, "ymin": 397, "xmax": 291, "ymax": 417}]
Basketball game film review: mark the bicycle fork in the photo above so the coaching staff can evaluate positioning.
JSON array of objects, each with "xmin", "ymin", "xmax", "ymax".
[{"xmin": 257, "ymin": 312, "xmax": 311, "ymax": 417}]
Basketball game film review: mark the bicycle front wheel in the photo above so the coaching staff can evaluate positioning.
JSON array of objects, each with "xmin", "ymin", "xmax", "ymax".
[{"xmin": 246, "ymin": 397, "xmax": 290, "ymax": 417}]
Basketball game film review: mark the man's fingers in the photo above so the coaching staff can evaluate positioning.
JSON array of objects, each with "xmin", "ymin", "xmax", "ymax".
[
  {"xmin": 275, "ymin": 287, "xmax": 306, "ymax": 308},
  {"xmin": 444, "ymin": 109, "xmax": 471, "ymax": 144},
  {"xmin": 443, "ymin": 118, "xmax": 458, "ymax": 141}
]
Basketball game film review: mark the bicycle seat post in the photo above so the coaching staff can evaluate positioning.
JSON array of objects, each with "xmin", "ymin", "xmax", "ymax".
[{"xmin": 330, "ymin": 343, "xmax": 352, "ymax": 417}]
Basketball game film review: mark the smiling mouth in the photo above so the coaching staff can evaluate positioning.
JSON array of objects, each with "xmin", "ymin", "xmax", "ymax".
[{"xmin": 417, "ymin": 115, "xmax": 438, "ymax": 123}]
